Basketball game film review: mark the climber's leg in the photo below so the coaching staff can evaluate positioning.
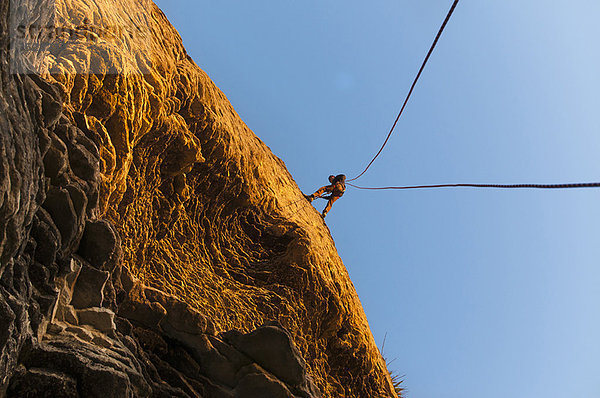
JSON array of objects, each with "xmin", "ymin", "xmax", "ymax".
[{"xmin": 322, "ymin": 195, "xmax": 340, "ymax": 217}]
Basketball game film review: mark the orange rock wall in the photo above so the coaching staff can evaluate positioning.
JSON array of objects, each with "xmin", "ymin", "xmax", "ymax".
[{"xmin": 32, "ymin": 0, "xmax": 398, "ymax": 395}]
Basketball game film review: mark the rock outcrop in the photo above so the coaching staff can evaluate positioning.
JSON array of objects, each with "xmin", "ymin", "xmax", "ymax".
[{"xmin": 0, "ymin": 0, "xmax": 398, "ymax": 397}]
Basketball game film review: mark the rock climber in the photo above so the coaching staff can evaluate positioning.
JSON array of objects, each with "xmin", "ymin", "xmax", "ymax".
[{"xmin": 305, "ymin": 174, "xmax": 346, "ymax": 218}]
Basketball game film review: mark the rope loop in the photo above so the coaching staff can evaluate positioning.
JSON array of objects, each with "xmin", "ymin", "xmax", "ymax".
[{"xmin": 349, "ymin": 0, "xmax": 460, "ymax": 182}]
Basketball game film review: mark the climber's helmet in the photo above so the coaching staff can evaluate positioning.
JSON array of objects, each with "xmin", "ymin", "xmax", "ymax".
[
  {"xmin": 328, "ymin": 175, "xmax": 336, "ymax": 183},
  {"xmin": 334, "ymin": 174, "xmax": 346, "ymax": 183}
]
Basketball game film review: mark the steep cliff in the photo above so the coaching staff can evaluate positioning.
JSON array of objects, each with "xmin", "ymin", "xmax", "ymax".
[{"xmin": 0, "ymin": 0, "xmax": 398, "ymax": 396}]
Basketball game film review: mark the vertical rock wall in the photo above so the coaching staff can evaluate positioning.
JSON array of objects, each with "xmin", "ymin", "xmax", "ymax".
[{"xmin": 0, "ymin": 0, "xmax": 398, "ymax": 396}]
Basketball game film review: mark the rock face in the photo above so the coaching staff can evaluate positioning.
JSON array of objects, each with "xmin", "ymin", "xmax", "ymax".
[{"xmin": 0, "ymin": 0, "xmax": 398, "ymax": 397}]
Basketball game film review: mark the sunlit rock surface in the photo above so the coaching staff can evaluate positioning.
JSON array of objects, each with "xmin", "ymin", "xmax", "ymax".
[{"xmin": 0, "ymin": 0, "xmax": 397, "ymax": 396}]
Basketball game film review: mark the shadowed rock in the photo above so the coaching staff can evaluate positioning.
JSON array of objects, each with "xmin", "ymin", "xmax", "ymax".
[
  {"xmin": 7, "ymin": 367, "xmax": 78, "ymax": 398},
  {"xmin": 77, "ymin": 220, "xmax": 118, "ymax": 270},
  {"xmin": 224, "ymin": 322, "xmax": 308, "ymax": 387},
  {"xmin": 70, "ymin": 263, "xmax": 109, "ymax": 309},
  {"xmin": 77, "ymin": 307, "xmax": 116, "ymax": 333}
]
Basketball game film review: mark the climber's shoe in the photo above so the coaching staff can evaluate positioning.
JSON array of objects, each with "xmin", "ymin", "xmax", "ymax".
[{"xmin": 305, "ymin": 194, "xmax": 315, "ymax": 203}]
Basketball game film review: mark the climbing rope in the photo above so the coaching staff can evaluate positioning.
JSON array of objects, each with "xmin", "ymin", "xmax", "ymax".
[
  {"xmin": 317, "ymin": 0, "xmax": 598, "ymax": 196},
  {"xmin": 348, "ymin": 0, "xmax": 460, "ymax": 182},
  {"xmin": 348, "ymin": 182, "xmax": 600, "ymax": 190}
]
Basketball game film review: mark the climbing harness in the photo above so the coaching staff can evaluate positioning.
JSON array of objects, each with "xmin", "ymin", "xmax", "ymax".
[{"xmin": 348, "ymin": 0, "xmax": 460, "ymax": 182}]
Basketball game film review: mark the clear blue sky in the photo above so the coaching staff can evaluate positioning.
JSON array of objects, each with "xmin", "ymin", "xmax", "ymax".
[{"xmin": 154, "ymin": 1, "xmax": 600, "ymax": 397}]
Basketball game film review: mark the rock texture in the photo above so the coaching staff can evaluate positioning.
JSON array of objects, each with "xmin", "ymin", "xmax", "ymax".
[{"xmin": 0, "ymin": 0, "xmax": 398, "ymax": 397}]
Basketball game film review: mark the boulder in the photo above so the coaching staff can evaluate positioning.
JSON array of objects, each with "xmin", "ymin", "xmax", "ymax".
[
  {"xmin": 118, "ymin": 298, "xmax": 167, "ymax": 329},
  {"xmin": 68, "ymin": 143, "xmax": 98, "ymax": 181},
  {"xmin": 76, "ymin": 220, "xmax": 118, "ymax": 270},
  {"xmin": 52, "ymin": 258, "xmax": 82, "ymax": 325},
  {"xmin": 42, "ymin": 187, "xmax": 79, "ymax": 251},
  {"xmin": 43, "ymin": 145, "xmax": 68, "ymax": 180},
  {"xmin": 223, "ymin": 323, "xmax": 307, "ymax": 387},
  {"xmin": 54, "ymin": 304, "xmax": 78, "ymax": 325},
  {"xmin": 70, "ymin": 263, "xmax": 109, "ymax": 309},
  {"xmin": 76, "ymin": 307, "xmax": 116, "ymax": 333},
  {"xmin": 30, "ymin": 209, "xmax": 60, "ymax": 267}
]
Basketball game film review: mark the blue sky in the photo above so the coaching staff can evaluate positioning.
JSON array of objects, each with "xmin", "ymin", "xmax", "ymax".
[{"xmin": 153, "ymin": 1, "xmax": 600, "ymax": 397}]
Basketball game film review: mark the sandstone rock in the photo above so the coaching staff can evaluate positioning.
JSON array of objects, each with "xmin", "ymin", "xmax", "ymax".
[
  {"xmin": 77, "ymin": 307, "xmax": 116, "ymax": 333},
  {"xmin": 7, "ymin": 367, "xmax": 78, "ymax": 398},
  {"xmin": 0, "ymin": 287, "xmax": 27, "ymax": 388},
  {"xmin": 77, "ymin": 220, "xmax": 118, "ymax": 270},
  {"xmin": 34, "ymin": 290, "xmax": 60, "ymax": 320},
  {"xmin": 21, "ymin": 338, "xmax": 152, "ymax": 398},
  {"xmin": 92, "ymin": 334, "xmax": 114, "ymax": 349},
  {"xmin": 119, "ymin": 266, "xmax": 137, "ymax": 293},
  {"xmin": 0, "ymin": 294, "xmax": 16, "ymax": 352},
  {"xmin": 224, "ymin": 322, "xmax": 307, "ymax": 387},
  {"xmin": 75, "ymin": 134, "xmax": 101, "ymax": 162},
  {"xmin": 40, "ymin": 89, "xmax": 63, "ymax": 128},
  {"xmin": 185, "ymin": 334, "xmax": 251, "ymax": 388},
  {"xmin": 159, "ymin": 132, "xmax": 204, "ymax": 177},
  {"xmin": 65, "ymin": 325, "xmax": 94, "ymax": 342},
  {"xmin": 28, "ymin": 261, "xmax": 52, "ymax": 293},
  {"xmin": 0, "ymin": 84, "xmax": 43, "ymax": 269},
  {"xmin": 47, "ymin": 322, "xmax": 67, "ymax": 335},
  {"xmin": 30, "ymin": 209, "xmax": 60, "ymax": 267},
  {"xmin": 118, "ymin": 297, "xmax": 167, "ymax": 329},
  {"xmin": 0, "ymin": 0, "xmax": 398, "ymax": 395},
  {"xmin": 42, "ymin": 187, "xmax": 79, "ymax": 251},
  {"xmin": 52, "ymin": 258, "xmax": 82, "ymax": 325},
  {"xmin": 28, "ymin": 73, "xmax": 65, "ymax": 128},
  {"xmin": 54, "ymin": 304, "xmax": 79, "ymax": 325},
  {"xmin": 65, "ymin": 184, "xmax": 88, "ymax": 226},
  {"xmin": 234, "ymin": 364, "xmax": 295, "ymax": 398},
  {"xmin": 70, "ymin": 263, "xmax": 109, "ymax": 309},
  {"xmin": 69, "ymin": 143, "xmax": 98, "ymax": 181},
  {"xmin": 43, "ymin": 144, "xmax": 68, "ymax": 180},
  {"xmin": 147, "ymin": 289, "xmax": 214, "ymax": 336}
]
